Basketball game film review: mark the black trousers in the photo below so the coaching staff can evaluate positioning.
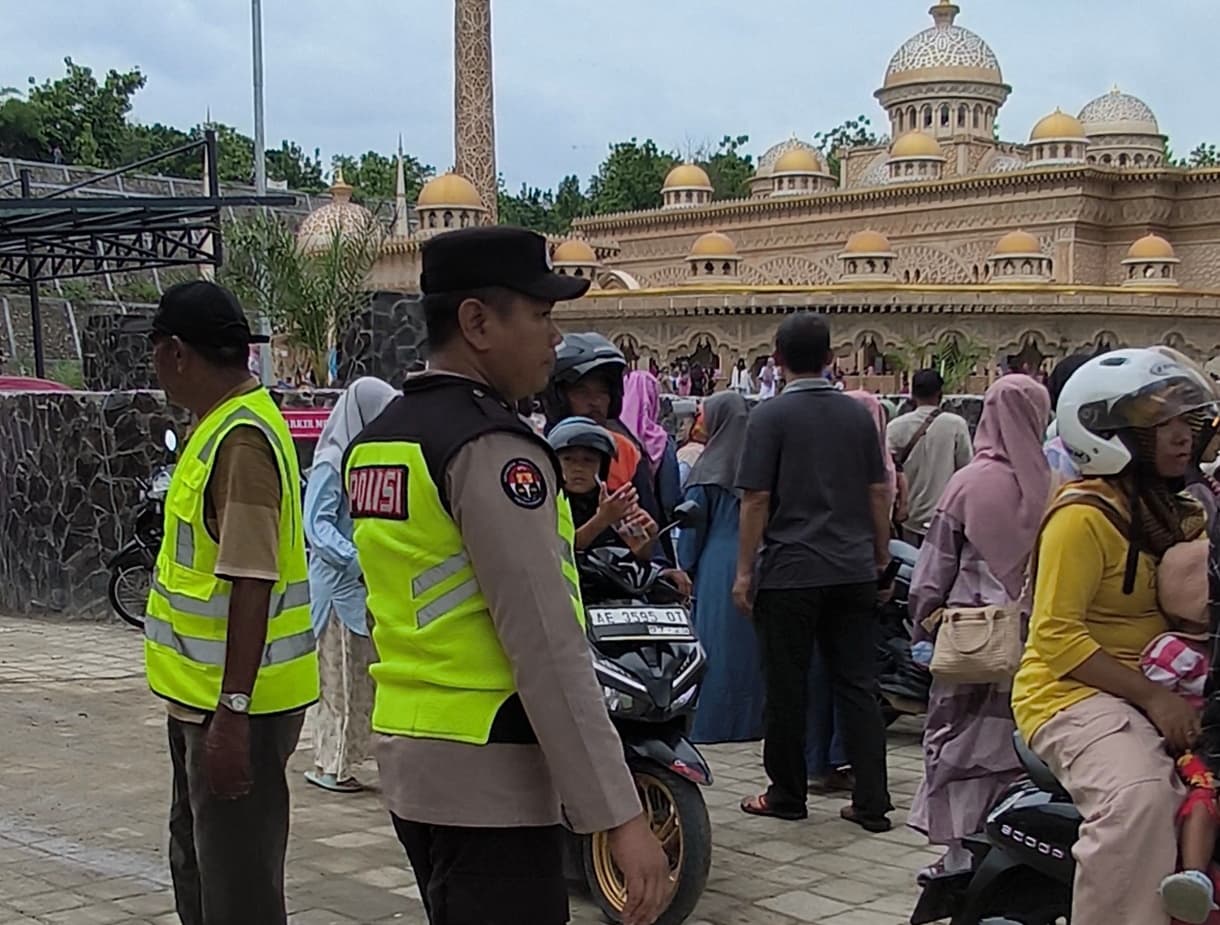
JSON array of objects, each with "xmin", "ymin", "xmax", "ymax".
[
  {"xmin": 167, "ymin": 712, "xmax": 303, "ymax": 925},
  {"xmin": 755, "ymin": 583, "xmax": 891, "ymax": 817},
  {"xmin": 392, "ymin": 815, "xmax": 569, "ymax": 925}
]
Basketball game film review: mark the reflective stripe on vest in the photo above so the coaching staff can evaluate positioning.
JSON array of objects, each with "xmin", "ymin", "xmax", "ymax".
[
  {"xmin": 347, "ymin": 438, "xmax": 583, "ymax": 745},
  {"xmin": 144, "ymin": 387, "xmax": 318, "ymax": 715}
]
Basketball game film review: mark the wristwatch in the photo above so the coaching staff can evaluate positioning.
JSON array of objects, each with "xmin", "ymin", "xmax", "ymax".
[{"xmin": 218, "ymin": 692, "xmax": 251, "ymax": 715}]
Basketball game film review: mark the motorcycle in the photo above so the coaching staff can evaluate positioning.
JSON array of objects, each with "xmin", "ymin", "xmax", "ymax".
[
  {"xmin": 566, "ymin": 501, "xmax": 712, "ymax": 925},
  {"xmin": 911, "ymin": 731, "xmax": 1076, "ymax": 925},
  {"xmin": 107, "ymin": 429, "xmax": 178, "ymax": 628},
  {"xmin": 877, "ymin": 538, "xmax": 931, "ymax": 725}
]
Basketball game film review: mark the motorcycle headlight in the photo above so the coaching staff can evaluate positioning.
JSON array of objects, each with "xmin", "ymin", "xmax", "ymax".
[
  {"xmin": 672, "ymin": 685, "xmax": 697, "ymax": 710},
  {"xmin": 602, "ymin": 685, "xmax": 635, "ymax": 714}
]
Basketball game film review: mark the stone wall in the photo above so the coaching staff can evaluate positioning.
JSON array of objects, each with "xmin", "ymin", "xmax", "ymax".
[{"xmin": 0, "ymin": 389, "xmax": 338, "ymax": 619}]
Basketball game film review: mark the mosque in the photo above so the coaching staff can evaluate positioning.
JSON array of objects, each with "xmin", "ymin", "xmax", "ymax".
[{"xmin": 295, "ymin": 0, "xmax": 1220, "ymax": 390}]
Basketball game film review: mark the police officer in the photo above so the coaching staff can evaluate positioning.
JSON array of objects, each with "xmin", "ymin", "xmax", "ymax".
[
  {"xmin": 346, "ymin": 227, "xmax": 670, "ymax": 925},
  {"xmin": 137, "ymin": 281, "xmax": 318, "ymax": 925}
]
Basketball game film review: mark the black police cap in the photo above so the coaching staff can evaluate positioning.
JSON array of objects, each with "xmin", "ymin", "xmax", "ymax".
[
  {"xmin": 420, "ymin": 226, "xmax": 590, "ymax": 302},
  {"xmin": 132, "ymin": 280, "xmax": 268, "ymax": 348}
]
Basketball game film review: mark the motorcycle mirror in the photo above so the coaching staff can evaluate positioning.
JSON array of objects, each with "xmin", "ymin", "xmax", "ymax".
[{"xmin": 163, "ymin": 429, "xmax": 178, "ymax": 454}]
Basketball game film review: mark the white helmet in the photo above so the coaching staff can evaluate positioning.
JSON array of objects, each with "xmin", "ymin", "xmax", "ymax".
[{"xmin": 1058, "ymin": 347, "xmax": 1217, "ymax": 476}]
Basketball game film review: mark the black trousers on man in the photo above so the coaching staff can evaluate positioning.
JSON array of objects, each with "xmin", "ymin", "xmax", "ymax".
[
  {"xmin": 167, "ymin": 712, "xmax": 304, "ymax": 925},
  {"xmin": 755, "ymin": 582, "xmax": 891, "ymax": 818},
  {"xmin": 393, "ymin": 815, "xmax": 570, "ymax": 925}
]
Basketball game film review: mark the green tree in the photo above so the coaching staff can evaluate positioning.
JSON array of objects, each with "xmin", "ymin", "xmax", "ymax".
[
  {"xmin": 498, "ymin": 182, "xmax": 554, "ymax": 233},
  {"xmin": 0, "ymin": 88, "xmax": 47, "ymax": 160},
  {"xmin": 266, "ymin": 141, "xmax": 326, "ymax": 192},
  {"xmin": 814, "ymin": 115, "xmax": 880, "ymax": 179},
  {"xmin": 695, "ymin": 134, "xmax": 754, "ymax": 200},
  {"xmin": 332, "ymin": 150, "xmax": 433, "ymax": 203},
  {"xmin": 219, "ymin": 212, "xmax": 383, "ymax": 383},
  {"xmin": 587, "ymin": 138, "xmax": 678, "ymax": 214},
  {"xmin": 551, "ymin": 174, "xmax": 589, "ymax": 230},
  {"xmin": 118, "ymin": 122, "xmax": 194, "ymax": 175},
  {"xmin": 26, "ymin": 57, "xmax": 146, "ymax": 167},
  {"xmin": 1186, "ymin": 143, "xmax": 1218, "ymax": 167}
]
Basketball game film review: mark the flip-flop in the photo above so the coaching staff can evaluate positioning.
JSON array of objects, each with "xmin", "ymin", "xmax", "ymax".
[
  {"xmin": 740, "ymin": 793, "xmax": 807, "ymax": 821},
  {"xmin": 304, "ymin": 770, "xmax": 363, "ymax": 793},
  {"xmin": 840, "ymin": 805, "xmax": 892, "ymax": 833}
]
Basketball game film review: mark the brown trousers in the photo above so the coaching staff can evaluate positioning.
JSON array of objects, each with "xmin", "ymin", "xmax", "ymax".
[{"xmin": 1031, "ymin": 692, "xmax": 1187, "ymax": 925}]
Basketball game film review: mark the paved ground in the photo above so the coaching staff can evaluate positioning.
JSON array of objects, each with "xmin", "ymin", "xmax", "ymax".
[{"xmin": 0, "ymin": 615, "xmax": 938, "ymax": 925}]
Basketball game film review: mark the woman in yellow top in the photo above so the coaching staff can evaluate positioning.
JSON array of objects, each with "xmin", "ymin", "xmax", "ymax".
[{"xmin": 1013, "ymin": 347, "xmax": 1215, "ymax": 925}]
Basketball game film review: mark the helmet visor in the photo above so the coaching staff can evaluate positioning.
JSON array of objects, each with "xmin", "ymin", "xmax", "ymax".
[{"xmin": 1079, "ymin": 368, "xmax": 1217, "ymax": 433}]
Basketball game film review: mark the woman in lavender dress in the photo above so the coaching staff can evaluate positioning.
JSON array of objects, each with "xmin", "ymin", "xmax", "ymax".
[{"xmin": 907, "ymin": 375, "xmax": 1051, "ymax": 877}]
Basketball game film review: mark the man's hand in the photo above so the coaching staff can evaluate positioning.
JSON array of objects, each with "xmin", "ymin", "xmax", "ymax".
[
  {"xmin": 599, "ymin": 483, "xmax": 639, "ymax": 525},
  {"xmin": 732, "ymin": 571, "xmax": 754, "ymax": 619},
  {"xmin": 606, "ymin": 813, "xmax": 672, "ymax": 925},
  {"xmin": 205, "ymin": 706, "xmax": 252, "ymax": 799},
  {"xmin": 661, "ymin": 568, "xmax": 692, "ymax": 599},
  {"xmin": 1143, "ymin": 687, "xmax": 1201, "ymax": 752}
]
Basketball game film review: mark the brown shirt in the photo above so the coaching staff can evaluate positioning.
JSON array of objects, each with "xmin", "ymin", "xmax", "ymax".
[
  {"xmin": 376, "ymin": 429, "xmax": 642, "ymax": 833},
  {"xmin": 167, "ymin": 379, "xmax": 283, "ymax": 723}
]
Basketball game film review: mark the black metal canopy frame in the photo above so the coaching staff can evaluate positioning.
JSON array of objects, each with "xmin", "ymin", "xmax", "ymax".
[{"xmin": 0, "ymin": 129, "xmax": 293, "ymax": 378}]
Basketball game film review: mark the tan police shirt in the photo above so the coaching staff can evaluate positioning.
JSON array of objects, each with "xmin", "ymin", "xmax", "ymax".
[{"xmin": 376, "ymin": 429, "xmax": 643, "ymax": 834}]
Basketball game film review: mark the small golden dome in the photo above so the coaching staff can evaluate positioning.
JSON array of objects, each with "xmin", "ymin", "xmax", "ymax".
[
  {"xmin": 1030, "ymin": 109, "xmax": 1087, "ymax": 142},
  {"xmin": 417, "ymin": 172, "xmax": 483, "ymax": 208},
  {"xmin": 689, "ymin": 231, "xmax": 737, "ymax": 258},
  {"xmin": 552, "ymin": 239, "xmax": 597, "ymax": 264},
  {"xmin": 992, "ymin": 230, "xmax": 1042, "ymax": 256},
  {"xmin": 1126, "ymin": 234, "xmax": 1176, "ymax": 260},
  {"xmin": 843, "ymin": 230, "xmax": 894, "ymax": 255},
  {"xmin": 890, "ymin": 131, "xmax": 943, "ymax": 159},
  {"xmin": 773, "ymin": 148, "xmax": 825, "ymax": 174},
  {"xmin": 663, "ymin": 163, "xmax": 713, "ymax": 190}
]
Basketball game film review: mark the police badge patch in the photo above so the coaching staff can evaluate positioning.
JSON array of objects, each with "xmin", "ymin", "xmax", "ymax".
[{"xmin": 500, "ymin": 458, "xmax": 547, "ymax": 509}]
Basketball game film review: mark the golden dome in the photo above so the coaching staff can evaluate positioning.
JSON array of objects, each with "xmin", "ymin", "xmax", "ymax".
[
  {"xmin": 552, "ymin": 239, "xmax": 597, "ymax": 264},
  {"xmin": 1126, "ymin": 234, "xmax": 1176, "ymax": 260},
  {"xmin": 992, "ymin": 230, "xmax": 1042, "ymax": 256},
  {"xmin": 663, "ymin": 163, "xmax": 713, "ymax": 190},
  {"xmin": 297, "ymin": 169, "xmax": 376, "ymax": 251},
  {"xmin": 890, "ymin": 131, "xmax": 944, "ymax": 159},
  {"xmin": 689, "ymin": 231, "xmax": 737, "ymax": 258},
  {"xmin": 773, "ymin": 148, "xmax": 825, "ymax": 174},
  {"xmin": 1030, "ymin": 109, "xmax": 1086, "ymax": 142},
  {"xmin": 843, "ymin": 230, "xmax": 894, "ymax": 255},
  {"xmin": 417, "ymin": 172, "xmax": 483, "ymax": 208}
]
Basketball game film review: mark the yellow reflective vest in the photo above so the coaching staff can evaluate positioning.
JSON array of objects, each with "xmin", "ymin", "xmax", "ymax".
[
  {"xmin": 345, "ymin": 375, "xmax": 584, "ymax": 745},
  {"xmin": 144, "ymin": 386, "xmax": 318, "ymax": 714}
]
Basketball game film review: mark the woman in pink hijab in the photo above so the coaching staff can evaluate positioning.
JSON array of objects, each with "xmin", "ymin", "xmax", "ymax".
[
  {"xmin": 906, "ymin": 375, "xmax": 1052, "ymax": 879},
  {"xmin": 620, "ymin": 370, "xmax": 684, "ymax": 541}
]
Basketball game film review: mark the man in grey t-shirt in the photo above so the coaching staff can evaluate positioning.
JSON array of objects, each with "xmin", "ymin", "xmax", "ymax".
[
  {"xmin": 887, "ymin": 369, "xmax": 972, "ymax": 544},
  {"xmin": 733, "ymin": 313, "xmax": 893, "ymax": 833}
]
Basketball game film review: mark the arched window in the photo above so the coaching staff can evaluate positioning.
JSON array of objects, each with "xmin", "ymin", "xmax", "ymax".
[
  {"xmin": 895, "ymin": 110, "xmax": 903, "ymax": 133},
  {"xmin": 923, "ymin": 105, "xmax": 933, "ymax": 128},
  {"xmin": 1162, "ymin": 265, "xmax": 1172, "ymax": 278},
  {"xmin": 1119, "ymin": 154, "xmax": 1129, "ymax": 167},
  {"xmin": 428, "ymin": 212, "xmax": 437, "ymax": 228},
  {"xmin": 1134, "ymin": 154, "xmax": 1145, "ymax": 166},
  {"xmin": 940, "ymin": 104, "xmax": 951, "ymax": 127},
  {"xmin": 1021, "ymin": 260, "xmax": 1033, "ymax": 275},
  {"xmin": 722, "ymin": 262, "xmax": 732, "ymax": 275},
  {"xmin": 1087, "ymin": 155, "xmax": 1097, "ymax": 164},
  {"xmin": 704, "ymin": 261, "xmax": 714, "ymax": 274},
  {"xmin": 958, "ymin": 104, "xmax": 968, "ymax": 127},
  {"xmin": 973, "ymin": 104, "xmax": 982, "ymax": 129},
  {"xmin": 848, "ymin": 260, "xmax": 858, "ymax": 274},
  {"xmin": 573, "ymin": 268, "xmax": 584, "ymax": 278},
  {"xmin": 914, "ymin": 268, "xmax": 923, "ymax": 283},
  {"xmin": 1102, "ymin": 154, "xmax": 1112, "ymax": 165},
  {"xmin": 903, "ymin": 270, "xmax": 912, "ymax": 283},
  {"xmin": 443, "ymin": 210, "xmax": 454, "ymax": 228},
  {"xmin": 971, "ymin": 265, "xmax": 980, "ymax": 282},
  {"xmin": 907, "ymin": 106, "xmax": 917, "ymax": 129}
]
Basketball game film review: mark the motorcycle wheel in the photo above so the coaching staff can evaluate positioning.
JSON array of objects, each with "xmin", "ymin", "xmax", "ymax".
[
  {"xmin": 583, "ymin": 763, "xmax": 711, "ymax": 925},
  {"xmin": 107, "ymin": 564, "xmax": 149, "ymax": 630}
]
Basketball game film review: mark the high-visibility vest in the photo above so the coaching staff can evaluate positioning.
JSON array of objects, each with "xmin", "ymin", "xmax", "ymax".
[
  {"xmin": 144, "ymin": 387, "xmax": 318, "ymax": 715},
  {"xmin": 345, "ymin": 377, "xmax": 584, "ymax": 745}
]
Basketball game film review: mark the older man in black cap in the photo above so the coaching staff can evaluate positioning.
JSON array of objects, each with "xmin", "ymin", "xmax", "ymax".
[
  {"xmin": 345, "ymin": 227, "xmax": 670, "ymax": 925},
  {"xmin": 137, "ymin": 280, "xmax": 317, "ymax": 925}
]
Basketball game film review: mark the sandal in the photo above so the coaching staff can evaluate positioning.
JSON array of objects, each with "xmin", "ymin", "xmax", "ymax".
[
  {"xmin": 740, "ymin": 793, "xmax": 807, "ymax": 821},
  {"xmin": 840, "ymin": 805, "xmax": 891, "ymax": 833},
  {"xmin": 304, "ymin": 770, "xmax": 363, "ymax": 793}
]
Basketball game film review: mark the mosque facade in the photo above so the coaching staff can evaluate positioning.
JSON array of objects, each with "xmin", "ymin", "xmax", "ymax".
[{"xmin": 298, "ymin": 0, "xmax": 1220, "ymax": 389}]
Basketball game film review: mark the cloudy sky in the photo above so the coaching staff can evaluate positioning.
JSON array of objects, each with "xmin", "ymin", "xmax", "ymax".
[{"xmin": 4, "ymin": 0, "xmax": 1217, "ymax": 188}]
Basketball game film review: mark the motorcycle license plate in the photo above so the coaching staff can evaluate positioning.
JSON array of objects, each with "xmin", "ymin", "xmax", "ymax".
[{"xmin": 587, "ymin": 607, "xmax": 694, "ymax": 641}]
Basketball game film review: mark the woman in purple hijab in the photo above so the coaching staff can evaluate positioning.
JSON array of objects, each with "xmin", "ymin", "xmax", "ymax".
[{"xmin": 906, "ymin": 375, "xmax": 1052, "ymax": 879}]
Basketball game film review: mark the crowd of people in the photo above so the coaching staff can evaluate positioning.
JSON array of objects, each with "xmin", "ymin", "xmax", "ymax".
[{"xmin": 136, "ymin": 224, "xmax": 1220, "ymax": 925}]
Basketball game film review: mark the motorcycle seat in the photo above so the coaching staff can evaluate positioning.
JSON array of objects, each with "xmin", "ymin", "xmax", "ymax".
[{"xmin": 1012, "ymin": 731, "xmax": 1070, "ymax": 800}]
